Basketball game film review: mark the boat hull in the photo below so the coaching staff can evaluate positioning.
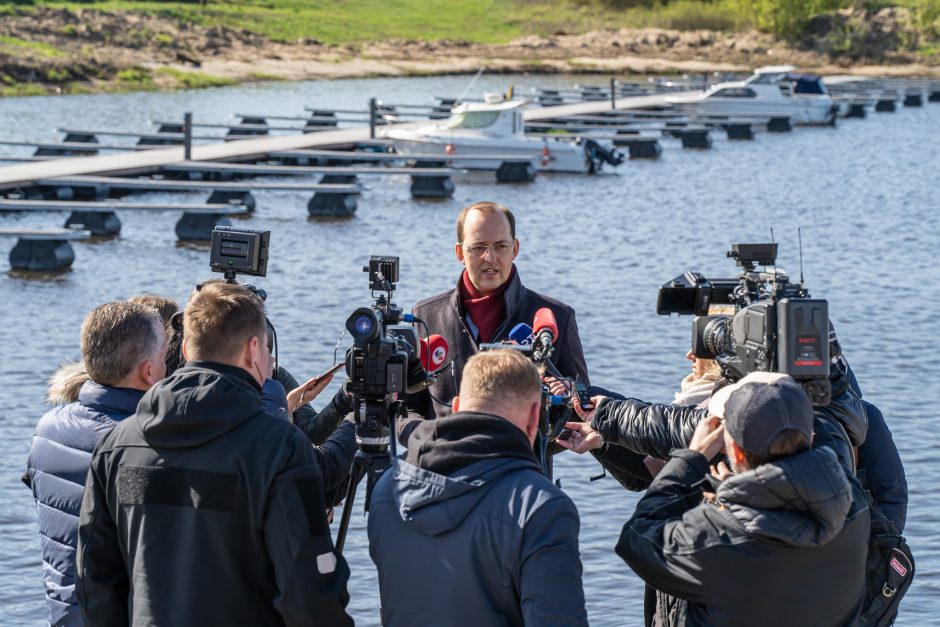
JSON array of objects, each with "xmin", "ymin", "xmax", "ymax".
[{"xmin": 387, "ymin": 135, "xmax": 591, "ymax": 174}]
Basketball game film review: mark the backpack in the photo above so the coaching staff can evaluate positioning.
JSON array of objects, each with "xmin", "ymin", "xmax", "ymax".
[{"xmin": 857, "ymin": 473, "xmax": 915, "ymax": 627}]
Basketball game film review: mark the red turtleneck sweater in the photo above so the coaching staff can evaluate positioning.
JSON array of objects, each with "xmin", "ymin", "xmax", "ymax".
[{"xmin": 458, "ymin": 267, "xmax": 515, "ymax": 343}]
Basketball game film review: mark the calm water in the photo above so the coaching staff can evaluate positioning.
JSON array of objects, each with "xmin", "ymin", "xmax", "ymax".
[{"xmin": 0, "ymin": 75, "xmax": 937, "ymax": 625}]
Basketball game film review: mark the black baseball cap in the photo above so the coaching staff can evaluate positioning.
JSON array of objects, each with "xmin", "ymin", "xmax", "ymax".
[{"xmin": 708, "ymin": 372, "xmax": 813, "ymax": 458}]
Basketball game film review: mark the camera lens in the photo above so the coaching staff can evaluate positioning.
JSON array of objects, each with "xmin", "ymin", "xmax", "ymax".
[{"xmin": 354, "ymin": 314, "xmax": 374, "ymax": 336}]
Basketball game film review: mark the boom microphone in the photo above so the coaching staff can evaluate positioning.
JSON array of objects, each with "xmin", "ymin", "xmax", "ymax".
[{"xmin": 419, "ymin": 334, "xmax": 449, "ymax": 371}]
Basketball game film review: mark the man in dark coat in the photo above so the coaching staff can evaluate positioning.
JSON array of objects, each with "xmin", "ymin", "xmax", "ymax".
[
  {"xmin": 616, "ymin": 372, "xmax": 869, "ymax": 626},
  {"xmin": 369, "ymin": 349, "xmax": 588, "ymax": 627},
  {"xmin": 76, "ymin": 280, "xmax": 352, "ymax": 627},
  {"xmin": 26, "ymin": 301, "xmax": 167, "ymax": 627},
  {"xmin": 398, "ymin": 201, "xmax": 590, "ymax": 443}
]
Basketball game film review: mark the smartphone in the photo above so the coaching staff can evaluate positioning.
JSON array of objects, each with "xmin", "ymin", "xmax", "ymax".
[
  {"xmin": 574, "ymin": 379, "xmax": 594, "ymax": 410},
  {"xmin": 316, "ymin": 362, "xmax": 345, "ymax": 381}
]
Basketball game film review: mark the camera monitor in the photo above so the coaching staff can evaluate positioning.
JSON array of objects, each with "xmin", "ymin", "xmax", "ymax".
[{"xmin": 210, "ymin": 227, "xmax": 270, "ymax": 278}]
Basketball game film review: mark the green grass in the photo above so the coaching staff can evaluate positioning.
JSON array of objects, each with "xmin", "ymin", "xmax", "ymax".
[
  {"xmin": 14, "ymin": 0, "xmax": 940, "ymax": 46},
  {"xmin": 0, "ymin": 35, "xmax": 65, "ymax": 57},
  {"xmin": 26, "ymin": 0, "xmax": 742, "ymax": 43},
  {"xmin": 157, "ymin": 66, "xmax": 236, "ymax": 88}
]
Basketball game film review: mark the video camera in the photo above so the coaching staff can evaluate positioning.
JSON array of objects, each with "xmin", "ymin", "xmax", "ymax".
[
  {"xmin": 336, "ymin": 255, "xmax": 443, "ymax": 552},
  {"xmin": 657, "ymin": 243, "xmax": 831, "ymax": 405}
]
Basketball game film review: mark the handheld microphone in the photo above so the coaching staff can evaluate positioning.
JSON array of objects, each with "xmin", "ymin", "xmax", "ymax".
[
  {"xmin": 508, "ymin": 323, "xmax": 534, "ymax": 346},
  {"xmin": 532, "ymin": 308, "xmax": 558, "ymax": 362},
  {"xmin": 419, "ymin": 334, "xmax": 449, "ymax": 371}
]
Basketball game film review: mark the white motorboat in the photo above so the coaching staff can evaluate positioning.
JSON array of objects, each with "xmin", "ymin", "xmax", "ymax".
[
  {"xmin": 383, "ymin": 94, "xmax": 622, "ymax": 174},
  {"xmin": 665, "ymin": 65, "xmax": 838, "ymax": 125}
]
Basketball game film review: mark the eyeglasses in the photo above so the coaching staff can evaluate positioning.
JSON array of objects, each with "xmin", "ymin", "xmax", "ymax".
[{"xmin": 463, "ymin": 241, "xmax": 513, "ymax": 257}]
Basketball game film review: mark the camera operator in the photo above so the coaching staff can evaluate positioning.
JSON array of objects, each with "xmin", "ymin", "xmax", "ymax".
[
  {"xmin": 397, "ymin": 201, "xmax": 590, "ymax": 444},
  {"xmin": 368, "ymin": 349, "xmax": 588, "ymax": 627},
  {"xmin": 612, "ymin": 373, "xmax": 869, "ymax": 626},
  {"xmin": 77, "ymin": 280, "xmax": 353, "ymax": 627}
]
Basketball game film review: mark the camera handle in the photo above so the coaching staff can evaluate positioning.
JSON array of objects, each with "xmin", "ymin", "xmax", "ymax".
[{"xmin": 334, "ymin": 398, "xmax": 404, "ymax": 554}]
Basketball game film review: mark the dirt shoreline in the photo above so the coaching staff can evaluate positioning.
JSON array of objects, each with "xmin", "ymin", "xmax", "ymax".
[{"xmin": 1, "ymin": 7, "xmax": 938, "ymax": 97}]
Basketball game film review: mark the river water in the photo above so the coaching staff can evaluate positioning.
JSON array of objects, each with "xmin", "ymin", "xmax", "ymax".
[{"xmin": 0, "ymin": 74, "xmax": 937, "ymax": 625}]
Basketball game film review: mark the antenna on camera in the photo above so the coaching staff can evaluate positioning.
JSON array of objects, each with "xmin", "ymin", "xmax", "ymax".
[{"xmin": 798, "ymin": 227, "xmax": 805, "ymax": 287}]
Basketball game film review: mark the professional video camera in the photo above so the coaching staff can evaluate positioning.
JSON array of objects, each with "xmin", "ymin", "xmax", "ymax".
[
  {"xmin": 657, "ymin": 243, "xmax": 831, "ymax": 405},
  {"xmin": 336, "ymin": 255, "xmax": 444, "ymax": 552}
]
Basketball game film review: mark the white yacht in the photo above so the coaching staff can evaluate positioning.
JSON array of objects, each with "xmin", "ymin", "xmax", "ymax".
[
  {"xmin": 665, "ymin": 66, "xmax": 838, "ymax": 125},
  {"xmin": 383, "ymin": 94, "xmax": 622, "ymax": 174}
]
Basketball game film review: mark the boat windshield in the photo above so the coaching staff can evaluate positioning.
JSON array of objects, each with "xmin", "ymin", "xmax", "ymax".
[
  {"xmin": 746, "ymin": 72, "xmax": 786, "ymax": 85},
  {"xmin": 446, "ymin": 110, "xmax": 502, "ymax": 129}
]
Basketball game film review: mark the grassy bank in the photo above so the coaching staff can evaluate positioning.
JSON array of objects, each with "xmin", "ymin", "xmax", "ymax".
[
  {"xmin": 19, "ymin": 0, "xmax": 938, "ymax": 43},
  {"xmin": 0, "ymin": 1, "xmax": 937, "ymax": 97}
]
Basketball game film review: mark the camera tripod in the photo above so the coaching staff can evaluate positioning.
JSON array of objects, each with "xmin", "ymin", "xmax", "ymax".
[{"xmin": 334, "ymin": 397, "xmax": 405, "ymax": 554}]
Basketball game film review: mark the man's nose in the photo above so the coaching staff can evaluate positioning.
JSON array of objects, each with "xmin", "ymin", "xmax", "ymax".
[{"xmin": 483, "ymin": 246, "xmax": 498, "ymax": 262}]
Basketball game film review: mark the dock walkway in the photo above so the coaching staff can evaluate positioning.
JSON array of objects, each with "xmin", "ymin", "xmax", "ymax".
[{"xmin": 0, "ymin": 94, "xmax": 670, "ymax": 192}]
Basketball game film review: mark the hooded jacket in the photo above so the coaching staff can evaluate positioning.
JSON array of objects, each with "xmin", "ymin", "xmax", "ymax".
[
  {"xmin": 368, "ymin": 411, "xmax": 588, "ymax": 627},
  {"xmin": 76, "ymin": 361, "xmax": 352, "ymax": 627},
  {"xmin": 398, "ymin": 268, "xmax": 590, "ymax": 443},
  {"xmin": 618, "ymin": 447, "xmax": 870, "ymax": 627},
  {"xmin": 26, "ymin": 378, "xmax": 144, "ymax": 627}
]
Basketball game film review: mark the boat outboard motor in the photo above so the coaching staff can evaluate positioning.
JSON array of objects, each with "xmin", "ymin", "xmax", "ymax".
[{"xmin": 579, "ymin": 138, "xmax": 625, "ymax": 174}]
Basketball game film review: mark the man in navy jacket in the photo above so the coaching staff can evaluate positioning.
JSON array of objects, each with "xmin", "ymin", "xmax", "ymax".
[
  {"xmin": 369, "ymin": 349, "xmax": 588, "ymax": 627},
  {"xmin": 26, "ymin": 301, "xmax": 167, "ymax": 627}
]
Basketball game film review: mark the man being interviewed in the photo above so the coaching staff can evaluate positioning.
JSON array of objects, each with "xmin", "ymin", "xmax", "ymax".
[
  {"xmin": 369, "ymin": 349, "xmax": 588, "ymax": 627},
  {"xmin": 399, "ymin": 200, "xmax": 589, "ymax": 443},
  {"xmin": 76, "ymin": 280, "xmax": 353, "ymax": 627}
]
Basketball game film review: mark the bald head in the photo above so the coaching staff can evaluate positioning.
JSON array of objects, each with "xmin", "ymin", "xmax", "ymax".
[{"xmin": 453, "ymin": 350, "xmax": 542, "ymax": 443}]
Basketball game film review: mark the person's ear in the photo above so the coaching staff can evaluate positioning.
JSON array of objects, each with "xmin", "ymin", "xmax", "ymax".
[
  {"xmin": 727, "ymin": 438, "xmax": 747, "ymax": 470},
  {"xmin": 525, "ymin": 399, "xmax": 540, "ymax": 443},
  {"xmin": 511, "ymin": 238, "xmax": 519, "ymax": 261},
  {"xmin": 455, "ymin": 242, "xmax": 466, "ymax": 265},
  {"xmin": 451, "ymin": 396, "xmax": 460, "ymax": 414},
  {"xmin": 139, "ymin": 359, "xmax": 157, "ymax": 387}
]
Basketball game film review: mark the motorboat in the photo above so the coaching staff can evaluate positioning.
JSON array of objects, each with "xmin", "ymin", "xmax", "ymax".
[
  {"xmin": 665, "ymin": 65, "xmax": 838, "ymax": 125},
  {"xmin": 383, "ymin": 94, "xmax": 622, "ymax": 174}
]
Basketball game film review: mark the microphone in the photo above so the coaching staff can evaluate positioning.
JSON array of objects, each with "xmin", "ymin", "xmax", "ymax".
[
  {"xmin": 406, "ymin": 335, "xmax": 450, "ymax": 394},
  {"xmin": 419, "ymin": 334, "xmax": 449, "ymax": 371},
  {"xmin": 508, "ymin": 323, "xmax": 534, "ymax": 346},
  {"xmin": 532, "ymin": 308, "xmax": 558, "ymax": 362}
]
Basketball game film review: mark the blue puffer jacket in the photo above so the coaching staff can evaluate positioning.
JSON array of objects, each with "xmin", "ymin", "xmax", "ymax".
[{"xmin": 26, "ymin": 380, "xmax": 143, "ymax": 627}]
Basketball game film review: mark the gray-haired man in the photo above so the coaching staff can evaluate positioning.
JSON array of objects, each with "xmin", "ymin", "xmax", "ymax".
[{"xmin": 26, "ymin": 301, "xmax": 167, "ymax": 627}]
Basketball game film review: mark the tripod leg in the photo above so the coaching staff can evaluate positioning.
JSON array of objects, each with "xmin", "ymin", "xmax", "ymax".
[{"xmin": 335, "ymin": 462, "xmax": 366, "ymax": 554}]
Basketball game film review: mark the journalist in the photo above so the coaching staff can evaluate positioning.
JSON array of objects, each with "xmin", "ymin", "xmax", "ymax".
[
  {"xmin": 25, "ymin": 301, "xmax": 167, "ymax": 627},
  {"xmin": 76, "ymin": 280, "xmax": 352, "ymax": 627},
  {"xmin": 368, "ymin": 349, "xmax": 588, "ymax": 627},
  {"xmin": 398, "ymin": 200, "xmax": 590, "ymax": 443},
  {"xmin": 612, "ymin": 372, "xmax": 870, "ymax": 626}
]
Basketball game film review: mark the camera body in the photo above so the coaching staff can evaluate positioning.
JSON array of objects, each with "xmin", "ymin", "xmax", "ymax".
[
  {"xmin": 658, "ymin": 243, "xmax": 831, "ymax": 405},
  {"xmin": 344, "ymin": 256, "xmax": 414, "ymax": 400}
]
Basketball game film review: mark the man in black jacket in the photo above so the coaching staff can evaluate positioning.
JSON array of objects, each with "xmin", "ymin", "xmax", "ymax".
[
  {"xmin": 76, "ymin": 280, "xmax": 353, "ymax": 627},
  {"xmin": 616, "ymin": 372, "xmax": 869, "ymax": 626},
  {"xmin": 399, "ymin": 201, "xmax": 590, "ymax": 444}
]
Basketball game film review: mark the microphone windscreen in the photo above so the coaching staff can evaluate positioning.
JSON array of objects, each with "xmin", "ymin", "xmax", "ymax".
[
  {"xmin": 533, "ymin": 308, "xmax": 558, "ymax": 339},
  {"xmin": 420, "ymin": 334, "xmax": 449, "ymax": 370},
  {"xmin": 509, "ymin": 323, "xmax": 534, "ymax": 345}
]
